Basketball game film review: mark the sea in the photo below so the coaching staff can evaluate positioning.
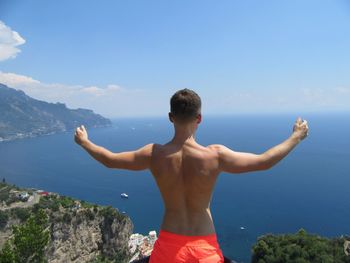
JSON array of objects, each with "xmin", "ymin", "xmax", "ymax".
[{"xmin": 0, "ymin": 113, "xmax": 349, "ymax": 262}]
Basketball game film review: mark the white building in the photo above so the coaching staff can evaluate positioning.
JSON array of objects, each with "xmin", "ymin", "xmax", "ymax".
[
  {"xmin": 18, "ymin": 192, "xmax": 29, "ymax": 201},
  {"xmin": 128, "ymin": 230, "xmax": 158, "ymax": 262}
]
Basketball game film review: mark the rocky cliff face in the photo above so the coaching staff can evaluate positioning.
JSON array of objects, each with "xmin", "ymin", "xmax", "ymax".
[
  {"xmin": 46, "ymin": 208, "xmax": 132, "ymax": 263},
  {"xmin": 0, "ymin": 185, "xmax": 133, "ymax": 263}
]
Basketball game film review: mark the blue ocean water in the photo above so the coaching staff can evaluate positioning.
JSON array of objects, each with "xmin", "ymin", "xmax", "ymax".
[{"xmin": 0, "ymin": 113, "xmax": 349, "ymax": 262}]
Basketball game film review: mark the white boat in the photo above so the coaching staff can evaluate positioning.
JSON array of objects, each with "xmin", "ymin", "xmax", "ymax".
[
  {"xmin": 121, "ymin": 193, "xmax": 129, "ymax": 198},
  {"xmin": 240, "ymin": 226, "xmax": 245, "ymax": 230}
]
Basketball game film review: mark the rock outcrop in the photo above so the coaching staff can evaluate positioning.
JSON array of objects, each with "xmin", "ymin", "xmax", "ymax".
[
  {"xmin": 0, "ymin": 184, "xmax": 133, "ymax": 262},
  {"xmin": 46, "ymin": 207, "xmax": 132, "ymax": 262}
]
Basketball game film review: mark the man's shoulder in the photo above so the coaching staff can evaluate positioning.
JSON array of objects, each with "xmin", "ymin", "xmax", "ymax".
[
  {"xmin": 149, "ymin": 143, "xmax": 165, "ymax": 150},
  {"xmin": 140, "ymin": 143, "xmax": 155, "ymax": 150},
  {"xmin": 145, "ymin": 143, "xmax": 167, "ymax": 154},
  {"xmin": 207, "ymin": 144, "xmax": 227, "ymax": 152},
  {"xmin": 136, "ymin": 143, "xmax": 155, "ymax": 155}
]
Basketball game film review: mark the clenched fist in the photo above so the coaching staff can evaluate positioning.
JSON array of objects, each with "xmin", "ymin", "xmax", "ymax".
[
  {"xmin": 292, "ymin": 117, "xmax": 309, "ymax": 141},
  {"xmin": 74, "ymin": 125, "xmax": 89, "ymax": 145}
]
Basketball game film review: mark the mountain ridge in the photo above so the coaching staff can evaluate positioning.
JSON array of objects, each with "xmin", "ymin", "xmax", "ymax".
[{"xmin": 0, "ymin": 83, "xmax": 111, "ymax": 142}]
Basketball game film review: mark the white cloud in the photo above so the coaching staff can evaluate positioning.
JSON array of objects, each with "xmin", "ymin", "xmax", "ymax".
[
  {"xmin": 81, "ymin": 84, "xmax": 123, "ymax": 96},
  {"xmin": 0, "ymin": 72, "xmax": 39, "ymax": 87},
  {"xmin": 0, "ymin": 21, "xmax": 26, "ymax": 61},
  {"xmin": 0, "ymin": 71, "xmax": 167, "ymax": 118},
  {"xmin": 1, "ymin": 71, "xmax": 349, "ymax": 117},
  {"xmin": 335, "ymin": 86, "xmax": 350, "ymax": 94},
  {"xmin": 202, "ymin": 85, "xmax": 350, "ymax": 114}
]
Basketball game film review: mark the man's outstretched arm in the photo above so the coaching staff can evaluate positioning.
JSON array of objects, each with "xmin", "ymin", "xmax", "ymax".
[
  {"xmin": 74, "ymin": 125, "xmax": 152, "ymax": 170},
  {"xmin": 216, "ymin": 117, "xmax": 309, "ymax": 173}
]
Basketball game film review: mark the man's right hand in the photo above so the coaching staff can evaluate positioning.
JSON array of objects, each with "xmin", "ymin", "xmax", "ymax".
[{"xmin": 292, "ymin": 117, "xmax": 309, "ymax": 141}]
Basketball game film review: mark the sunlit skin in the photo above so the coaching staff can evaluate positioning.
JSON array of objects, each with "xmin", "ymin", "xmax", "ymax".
[{"xmin": 74, "ymin": 114, "xmax": 308, "ymax": 236}]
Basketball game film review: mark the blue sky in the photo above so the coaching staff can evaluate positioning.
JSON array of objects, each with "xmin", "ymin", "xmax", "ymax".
[{"xmin": 0, "ymin": 0, "xmax": 350, "ymax": 117}]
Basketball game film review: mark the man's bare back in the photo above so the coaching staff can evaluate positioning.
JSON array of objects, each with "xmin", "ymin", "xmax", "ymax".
[
  {"xmin": 74, "ymin": 89, "xmax": 309, "ymax": 238},
  {"xmin": 151, "ymin": 139, "xmax": 221, "ymax": 236}
]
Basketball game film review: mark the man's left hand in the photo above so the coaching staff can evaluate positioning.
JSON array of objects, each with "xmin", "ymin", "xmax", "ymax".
[{"xmin": 74, "ymin": 125, "xmax": 89, "ymax": 146}]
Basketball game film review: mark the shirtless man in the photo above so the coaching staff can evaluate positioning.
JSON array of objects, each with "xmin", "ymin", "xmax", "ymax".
[{"xmin": 74, "ymin": 89, "xmax": 309, "ymax": 263}]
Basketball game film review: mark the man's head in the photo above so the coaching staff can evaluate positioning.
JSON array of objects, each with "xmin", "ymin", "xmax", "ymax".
[{"xmin": 169, "ymin": 89, "xmax": 202, "ymax": 125}]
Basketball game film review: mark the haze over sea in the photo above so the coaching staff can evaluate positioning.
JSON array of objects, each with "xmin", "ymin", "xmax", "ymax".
[{"xmin": 1, "ymin": 113, "xmax": 349, "ymax": 262}]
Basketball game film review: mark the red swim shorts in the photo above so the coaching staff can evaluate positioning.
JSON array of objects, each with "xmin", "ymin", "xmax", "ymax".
[{"xmin": 149, "ymin": 230, "xmax": 224, "ymax": 263}]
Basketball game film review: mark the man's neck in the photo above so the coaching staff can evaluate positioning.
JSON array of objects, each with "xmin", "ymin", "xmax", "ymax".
[{"xmin": 171, "ymin": 123, "xmax": 197, "ymax": 144}]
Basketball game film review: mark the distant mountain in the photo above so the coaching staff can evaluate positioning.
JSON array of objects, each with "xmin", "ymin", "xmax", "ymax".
[{"xmin": 0, "ymin": 83, "xmax": 111, "ymax": 141}]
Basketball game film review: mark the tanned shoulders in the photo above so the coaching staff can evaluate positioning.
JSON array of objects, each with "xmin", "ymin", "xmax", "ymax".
[
  {"xmin": 136, "ymin": 143, "xmax": 153, "ymax": 150},
  {"xmin": 207, "ymin": 144, "xmax": 228, "ymax": 153},
  {"xmin": 134, "ymin": 143, "xmax": 155, "ymax": 160}
]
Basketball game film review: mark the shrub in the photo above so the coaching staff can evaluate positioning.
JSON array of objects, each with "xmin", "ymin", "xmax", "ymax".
[
  {"xmin": 5, "ymin": 195, "xmax": 17, "ymax": 206},
  {"xmin": 11, "ymin": 208, "xmax": 31, "ymax": 223},
  {"xmin": 0, "ymin": 190, "xmax": 10, "ymax": 202},
  {"xmin": 84, "ymin": 209, "xmax": 95, "ymax": 221},
  {"xmin": 81, "ymin": 200, "xmax": 94, "ymax": 208},
  {"xmin": 59, "ymin": 196, "xmax": 75, "ymax": 208},
  {"xmin": 251, "ymin": 229, "xmax": 350, "ymax": 263},
  {"xmin": 62, "ymin": 213, "xmax": 72, "ymax": 223},
  {"xmin": 0, "ymin": 211, "xmax": 9, "ymax": 229},
  {"xmin": 0, "ymin": 209, "xmax": 50, "ymax": 263},
  {"xmin": 99, "ymin": 206, "xmax": 126, "ymax": 223}
]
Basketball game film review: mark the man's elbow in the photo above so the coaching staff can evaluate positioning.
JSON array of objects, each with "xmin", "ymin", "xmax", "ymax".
[
  {"xmin": 258, "ymin": 163, "xmax": 273, "ymax": 171},
  {"xmin": 99, "ymin": 156, "xmax": 117, "ymax": 168},
  {"xmin": 101, "ymin": 159, "xmax": 143, "ymax": 170},
  {"xmin": 100, "ymin": 159, "xmax": 113, "ymax": 168},
  {"xmin": 101, "ymin": 153, "xmax": 124, "ymax": 169},
  {"xmin": 258, "ymin": 153, "xmax": 275, "ymax": 171}
]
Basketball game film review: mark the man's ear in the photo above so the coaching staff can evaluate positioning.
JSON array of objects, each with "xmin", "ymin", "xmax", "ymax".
[
  {"xmin": 168, "ymin": 112, "xmax": 174, "ymax": 123},
  {"xmin": 197, "ymin": 114, "xmax": 202, "ymax": 124}
]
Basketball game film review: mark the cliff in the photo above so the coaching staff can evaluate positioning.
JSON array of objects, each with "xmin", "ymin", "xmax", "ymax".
[
  {"xmin": 3, "ymin": 184, "xmax": 348, "ymax": 263},
  {"xmin": 0, "ymin": 183, "xmax": 132, "ymax": 262},
  {"xmin": 0, "ymin": 83, "xmax": 111, "ymax": 142}
]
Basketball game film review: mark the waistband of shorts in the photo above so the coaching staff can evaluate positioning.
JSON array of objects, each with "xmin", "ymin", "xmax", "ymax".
[{"xmin": 158, "ymin": 229, "xmax": 219, "ymax": 247}]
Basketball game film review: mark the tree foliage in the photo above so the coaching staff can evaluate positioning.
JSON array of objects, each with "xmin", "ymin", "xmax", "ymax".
[
  {"xmin": 0, "ymin": 209, "xmax": 50, "ymax": 263},
  {"xmin": 251, "ymin": 229, "xmax": 350, "ymax": 263}
]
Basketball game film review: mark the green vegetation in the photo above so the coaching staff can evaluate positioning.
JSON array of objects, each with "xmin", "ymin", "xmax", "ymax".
[
  {"xmin": 11, "ymin": 208, "xmax": 31, "ymax": 223},
  {"xmin": 0, "ymin": 209, "xmax": 50, "ymax": 263},
  {"xmin": 35, "ymin": 195, "xmax": 74, "ymax": 210},
  {"xmin": 0, "ymin": 242, "xmax": 16, "ymax": 263},
  {"xmin": 91, "ymin": 250, "xmax": 130, "ymax": 263},
  {"xmin": 0, "ymin": 211, "xmax": 9, "ymax": 230},
  {"xmin": 0, "ymin": 183, "xmax": 20, "ymax": 206},
  {"xmin": 58, "ymin": 196, "xmax": 75, "ymax": 208},
  {"xmin": 84, "ymin": 209, "xmax": 95, "ymax": 221},
  {"xmin": 251, "ymin": 229, "xmax": 350, "ymax": 263},
  {"xmin": 0, "ymin": 208, "xmax": 32, "ymax": 229},
  {"xmin": 33, "ymin": 195, "xmax": 59, "ymax": 212},
  {"xmin": 99, "ymin": 206, "xmax": 126, "ymax": 222},
  {"xmin": 81, "ymin": 200, "xmax": 94, "ymax": 209},
  {"xmin": 0, "ymin": 183, "xmax": 19, "ymax": 192},
  {"xmin": 0, "ymin": 188, "xmax": 10, "ymax": 202},
  {"xmin": 113, "ymin": 249, "xmax": 130, "ymax": 263},
  {"xmin": 91, "ymin": 255, "xmax": 117, "ymax": 263},
  {"xmin": 91, "ymin": 256, "xmax": 111, "ymax": 263}
]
